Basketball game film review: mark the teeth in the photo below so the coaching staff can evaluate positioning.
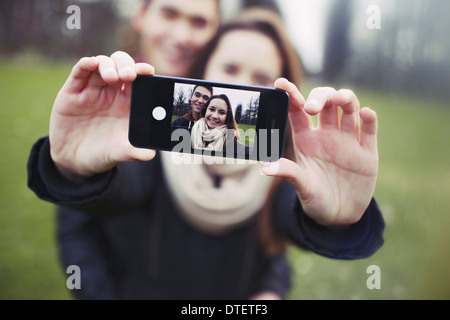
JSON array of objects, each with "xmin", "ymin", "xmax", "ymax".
[
  {"xmin": 164, "ymin": 45, "xmax": 190, "ymax": 60},
  {"xmin": 162, "ymin": 50, "xmax": 187, "ymax": 62}
]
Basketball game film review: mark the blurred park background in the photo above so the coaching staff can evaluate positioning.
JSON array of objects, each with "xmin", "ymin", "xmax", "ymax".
[{"xmin": 0, "ymin": 0, "xmax": 449, "ymax": 300}]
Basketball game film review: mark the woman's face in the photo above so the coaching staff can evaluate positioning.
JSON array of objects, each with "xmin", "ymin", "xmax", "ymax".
[
  {"xmin": 205, "ymin": 98, "xmax": 228, "ymax": 129},
  {"xmin": 204, "ymin": 30, "xmax": 283, "ymax": 87}
]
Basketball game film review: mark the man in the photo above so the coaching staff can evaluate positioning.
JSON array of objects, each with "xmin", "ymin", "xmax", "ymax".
[
  {"xmin": 44, "ymin": 0, "xmax": 222, "ymax": 300},
  {"xmin": 172, "ymin": 85, "xmax": 213, "ymax": 132},
  {"xmin": 132, "ymin": 0, "xmax": 220, "ymax": 77}
]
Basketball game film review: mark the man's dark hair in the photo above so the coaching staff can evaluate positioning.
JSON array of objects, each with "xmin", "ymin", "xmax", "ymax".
[
  {"xmin": 192, "ymin": 85, "xmax": 214, "ymax": 97},
  {"xmin": 242, "ymin": 0, "xmax": 281, "ymax": 15}
]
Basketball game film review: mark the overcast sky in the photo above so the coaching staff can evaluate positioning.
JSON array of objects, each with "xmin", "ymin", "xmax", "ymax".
[{"xmin": 278, "ymin": 0, "xmax": 333, "ymax": 74}]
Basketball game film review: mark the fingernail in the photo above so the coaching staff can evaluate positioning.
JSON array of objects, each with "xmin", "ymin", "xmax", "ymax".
[
  {"xmin": 306, "ymin": 99, "xmax": 318, "ymax": 108},
  {"xmin": 260, "ymin": 162, "xmax": 270, "ymax": 176},
  {"xmin": 260, "ymin": 161, "xmax": 280, "ymax": 175},
  {"xmin": 261, "ymin": 162, "xmax": 271, "ymax": 168},
  {"xmin": 122, "ymin": 66, "xmax": 134, "ymax": 75}
]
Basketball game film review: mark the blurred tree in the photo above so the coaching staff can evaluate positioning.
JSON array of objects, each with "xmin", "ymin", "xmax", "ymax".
[
  {"xmin": 322, "ymin": 0, "xmax": 450, "ymax": 101},
  {"xmin": 0, "ymin": 0, "xmax": 119, "ymax": 60},
  {"xmin": 173, "ymin": 87, "xmax": 191, "ymax": 117},
  {"xmin": 242, "ymin": 97, "xmax": 259, "ymax": 126},
  {"xmin": 235, "ymin": 104, "xmax": 242, "ymax": 123},
  {"xmin": 393, "ymin": 0, "xmax": 450, "ymax": 99},
  {"xmin": 323, "ymin": 0, "xmax": 352, "ymax": 83}
]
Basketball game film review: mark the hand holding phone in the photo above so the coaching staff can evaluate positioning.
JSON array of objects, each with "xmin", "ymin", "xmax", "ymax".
[
  {"xmin": 49, "ymin": 53, "xmax": 156, "ymax": 182},
  {"xmin": 263, "ymin": 78, "xmax": 380, "ymax": 226},
  {"xmin": 129, "ymin": 75, "xmax": 290, "ymax": 161}
]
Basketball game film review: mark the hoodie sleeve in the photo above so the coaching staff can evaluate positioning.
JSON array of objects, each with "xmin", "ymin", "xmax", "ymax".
[{"xmin": 27, "ymin": 136, "xmax": 159, "ymax": 217}]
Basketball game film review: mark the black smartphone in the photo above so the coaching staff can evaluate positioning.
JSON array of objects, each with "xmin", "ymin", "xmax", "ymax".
[{"xmin": 129, "ymin": 75, "xmax": 289, "ymax": 161}]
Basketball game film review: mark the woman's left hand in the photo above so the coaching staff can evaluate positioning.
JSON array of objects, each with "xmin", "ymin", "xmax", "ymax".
[{"xmin": 262, "ymin": 78, "xmax": 378, "ymax": 226}]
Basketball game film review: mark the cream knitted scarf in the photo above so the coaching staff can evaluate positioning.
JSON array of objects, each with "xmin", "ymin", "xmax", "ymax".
[
  {"xmin": 160, "ymin": 152, "xmax": 275, "ymax": 234},
  {"xmin": 191, "ymin": 118, "xmax": 227, "ymax": 151}
]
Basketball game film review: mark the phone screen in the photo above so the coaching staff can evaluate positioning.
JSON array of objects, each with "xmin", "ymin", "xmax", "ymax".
[
  {"xmin": 171, "ymin": 82, "xmax": 261, "ymax": 154},
  {"xmin": 129, "ymin": 75, "xmax": 289, "ymax": 161}
]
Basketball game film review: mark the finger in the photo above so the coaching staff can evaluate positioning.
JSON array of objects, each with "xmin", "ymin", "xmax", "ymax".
[
  {"xmin": 128, "ymin": 148, "xmax": 157, "ymax": 163},
  {"xmin": 111, "ymin": 142, "xmax": 156, "ymax": 165},
  {"xmin": 274, "ymin": 78, "xmax": 312, "ymax": 132},
  {"xmin": 318, "ymin": 103, "xmax": 339, "ymax": 129},
  {"xmin": 84, "ymin": 71, "xmax": 107, "ymax": 90},
  {"xmin": 110, "ymin": 51, "xmax": 138, "ymax": 82},
  {"xmin": 96, "ymin": 55, "xmax": 120, "ymax": 85},
  {"xmin": 123, "ymin": 63, "xmax": 155, "ymax": 96},
  {"xmin": 332, "ymin": 89, "xmax": 360, "ymax": 136},
  {"xmin": 65, "ymin": 57, "xmax": 99, "ymax": 93},
  {"xmin": 261, "ymin": 158, "xmax": 309, "ymax": 197},
  {"xmin": 135, "ymin": 62, "xmax": 155, "ymax": 75},
  {"xmin": 303, "ymin": 87, "xmax": 337, "ymax": 116},
  {"xmin": 360, "ymin": 107, "xmax": 378, "ymax": 152}
]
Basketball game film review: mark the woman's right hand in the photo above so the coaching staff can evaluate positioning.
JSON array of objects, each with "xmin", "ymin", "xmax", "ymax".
[{"xmin": 49, "ymin": 51, "xmax": 156, "ymax": 183}]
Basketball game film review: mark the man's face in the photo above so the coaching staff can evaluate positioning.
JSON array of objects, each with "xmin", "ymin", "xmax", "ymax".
[
  {"xmin": 135, "ymin": 0, "xmax": 220, "ymax": 77},
  {"xmin": 190, "ymin": 86, "xmax": 212, "ymax": 114}
]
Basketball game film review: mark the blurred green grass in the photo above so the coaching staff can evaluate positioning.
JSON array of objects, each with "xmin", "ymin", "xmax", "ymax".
[
  {"xmin": 0, "ymin": 60, "xmax": 449, "ymax": 300},
  {"xmin": 0, "ymin": 60, "xmax": 72, "ymax": 299},
  {"xmin": 288, "ymin": 82, "xmax": 450, "ymax": 300},
  {"xmin": 236, "ymin": 123, "xmax": 256, "ymax": 147}
]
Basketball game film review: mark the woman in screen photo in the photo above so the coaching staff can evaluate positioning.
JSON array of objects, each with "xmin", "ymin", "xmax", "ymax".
[{"xmin": 190, "ymin": 94, "xmax": 239, "ymax": 152}]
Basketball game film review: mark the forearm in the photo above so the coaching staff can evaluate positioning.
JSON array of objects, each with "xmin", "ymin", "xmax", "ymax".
[{"xmin": 27, "ymin": 136, "xmax": 157, "ymax": 216}]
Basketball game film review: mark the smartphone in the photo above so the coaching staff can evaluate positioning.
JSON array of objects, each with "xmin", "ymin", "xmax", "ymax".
[{"xmin": 129, "ymin": 75, "xmax": 289, "ymax": 161}]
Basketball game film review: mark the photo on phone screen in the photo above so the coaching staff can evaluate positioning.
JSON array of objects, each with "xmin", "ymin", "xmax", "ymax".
[{"xmin": 170, "ymin": 82, "xmax": 261, "ymax": 156}]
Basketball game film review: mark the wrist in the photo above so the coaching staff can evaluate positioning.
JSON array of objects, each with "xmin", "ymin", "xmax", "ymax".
[{"xmin": 54, "ymin": 163, "xmax": 91, "ymax": 184}]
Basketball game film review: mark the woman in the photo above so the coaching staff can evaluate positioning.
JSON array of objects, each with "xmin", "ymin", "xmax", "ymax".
[
  {"xmin": 27, "ymin": 8, "xmax": 384, "ymax": 300},
  {"xmin": 192, "ymin": 8, "xmax": 302, "ymax": 88},
  {"xmin": 171, "ymin": 7, "xmax": 304, "ymax": 259},
  {"xmin": 190, "ymin": 94, "xmax": 239, "ymax": 152},
  {"xmin": 159, "ymin": 7, "xmax": 384, "ymax": 299}
]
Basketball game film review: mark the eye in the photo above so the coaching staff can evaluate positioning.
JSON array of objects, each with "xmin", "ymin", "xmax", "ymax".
[
  {"xmin": 191, "ymin": 17, "xmax": 208, "ymax": 29},
  {"xmin": 161, "ymin": 7, "xmax": 178, "ymax": 21},
  {"xmin": 253, "ymin": 74, "xmax": 273, "ymax": 87},
  {"xmin": 223, "ymin": 64, "xmax": 239, "ymax": 75}
]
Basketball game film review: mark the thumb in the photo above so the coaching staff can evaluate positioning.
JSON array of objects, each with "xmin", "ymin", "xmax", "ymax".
[
  {"xmin": 261, "ymin": 158, "xmax": 309, "ymax": 196},
  {"xmin": 127, "ymin": 148, "xmax": 157, "ymax": 163}
]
